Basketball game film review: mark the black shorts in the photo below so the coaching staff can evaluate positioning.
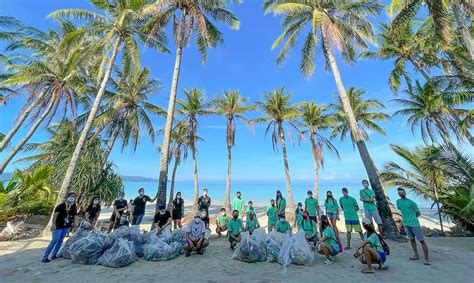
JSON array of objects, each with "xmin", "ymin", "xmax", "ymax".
[
  {"xmin": 172, "ymin": 211, "xmax": 183, "ymax": 220},
  {"xmin": 309, "ymin": 216, "xmax": 318, "ymax": 223},
  {"xmin": 229, "ymin": 233, "xmax": 240, "ymax": 244}
]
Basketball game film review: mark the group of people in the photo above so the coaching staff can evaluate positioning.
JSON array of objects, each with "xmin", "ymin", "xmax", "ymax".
[{"xmin": 41, "ymin": 180, "xmax": 431, "ymax": 272}]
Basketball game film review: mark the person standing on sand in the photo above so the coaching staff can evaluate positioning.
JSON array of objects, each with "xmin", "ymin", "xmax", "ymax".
[
  {"xmin": 294, "ymin": 202, "xmax": 304, "ymax": 230},
  {"xmin": 108, "ymin": 191, "xmax": 128, "ymax": 233},
  {"xmin": 232, "ymin": 191, "xmax": 245, "ymax": 219},
  {"xmin": 131, "ymin": 188, "xmax": 156, "ymax": 226},
  {"xmin": 396, "ymin": 187, "xmax": 431, "ymax": 265},
  {"xmin": 317, "ymin": 216, "xmax": 340, "ymax": 265},
  {"xmin": 359, "ymin": 179, "xmax": 383, "ymax": 234},
  {"xmin": 245, "ymin": 211, "xmax": 260, "ymax": 234},
  {"xmin": 276, "ymin": 214, "xmax": 292, "ymax": 233},
  {"xmin": 305, "ymin": 190, "xmax": 319, "ymax": 224},
  {"xmin": 185, "ymin": 212, "xmax": 208, "ymax": 256},
  {"xmin": 355, "ymin": 218, "xmax": 388, "ymax": 273},
  {"xmin": 339, "ymin": 188, "xmax": 364, "ymax": 250},
  {"xmin": 85, "ymin": 196, "xmax": 101, "ymax": 227},
  {"xmin": 227, "ymin": 210, "xmax": 243, "ymax": 250},
  {"xmin": 42, "ymin": 192, "xmax": 77, "ymax": 263},
  {"xmin": 275, "ymin": 190, "xmax": 286, "ymax": 217},
  {"xmin": 198, "ymin": 188, "xmax": 211, "ymax": 227},
  {"xmin": 216, "ymin": 208, "xmax": 229, "ymax": 237},
  {"xmin": 325, "ymin": 190, "xmax": 340, "ymax": 234},
  {"xmin": 266, "ymin": 199, "xmax": 278, "ymax": 232},
  {"xmin": 172, "ymin": 191, "xmax": 184, "ymax": 229}
]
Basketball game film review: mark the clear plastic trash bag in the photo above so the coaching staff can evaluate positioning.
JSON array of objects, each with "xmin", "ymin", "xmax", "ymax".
[
  {"xmin": 289, "ymin": 231, "xmax": 314, "ymax": 266},
  {"xmin": 97, "ymin": 238, "xmax": 138, "ymax": 268},
  {"xmin": 58, "ymin": 228, "xmax": 89, "ymax": 259},
  {"xmin": 277, "ymin": 232, "xmax": 292, "ymax": 267},
  {"xmin": 231, "ymin": 231, "xmax": 267, "ymax": 263},
  {"xmin": 69, "ymin": 232, "xmax": 105, "ymax": 265},
  {"xmin": 143, "ymin": 238, "xmax": 180, "ymax": 261},
  {"xmin": 170, "ymin": 228, "xmax": 187, "ymax": 245}
]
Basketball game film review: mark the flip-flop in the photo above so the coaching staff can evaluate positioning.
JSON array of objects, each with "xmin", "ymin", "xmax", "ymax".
[
  {"xmin": 424, "ymin": 261, "xmax": 431, "ymax": 266},
  {"xmin": 409, "ymin": 256, "xmax": 420, "ymax": 260},
  {"xmin": 378, "ymin": 266, "xmax": 389, "ymax": 270},
  {"xmin": 361, "ymin": 269, "xmax": 374, "ymax": 274},
  {"xmin": 345, "ymin": 247, "xmax": 352, "ymax": 250}
]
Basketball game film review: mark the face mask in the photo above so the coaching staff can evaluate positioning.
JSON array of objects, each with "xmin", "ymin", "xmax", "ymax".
[
  {"xmin": 308, "ymin": 195, "xmax": 312, "ymax": 198},
  {"xmin": 222, "ymin": 212, "xmax": 227, "ymax": 216},
  {"xmin": 363, "ymin": 184, "xmax": 369, "ymax": 189},
  {"xmin": 177, "ymin": 195, "xmax": 181, "ymax": 199},
  {"xmin": 67, "ymin": 196, "xmax": 75, "ymax": 203},
  {"xmin": 139, "ymin": 192, "xmax": 144, "ymax": 196},
  {"xmin": 194, "ymin": 219, "xmax": 200, "ymax": 223},
  {"xmin": 271, "ymin": 203, "xmax": 275, "ymax": 207},
  {"xmin": 327, "ymin": 195, "xmax": 332, "ymax": 198},
  {"xmin": 93, "ymin": 200, "xmax": 99, "ymax": 205},
  {"xmin": 399, "ymin": 193, "xmax": 406, "ymax": 198},
  {"xmin": 118, "ymin": 196, "xmax": 124, "ymax": 200},
  {"xmin": 279, "ymin": 219, "xmax": 285, "ymax": 223},
  {"xmin": 203, "ymin": 192, "xmax": 208, "ymax": 196},
  {"xmin": 233, "ymin": 214, "xmax": 238, "ymax": 219},
  {"xmin": 160, "ymin": 210, "xmax": 166, "ymax": 214}
]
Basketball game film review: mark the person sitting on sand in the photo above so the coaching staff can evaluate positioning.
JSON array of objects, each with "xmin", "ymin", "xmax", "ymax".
[
  {"xmin": 198, "ymin": 188, "xmax": 211, "ymax": 228},
  {"xmin": 232, "ymin": 191, "xmax": 245, "ymax": 219},
  {"xmin": 172, "ymin": 191, "xmax": 184, "ymax": 229},
  {"xmin": 227, "ymin": 210, "xmax": 243, "ymax": 250},
  {"xmin": 317, "ymin": 216, "xmax": 340, "ymax": 264},
  {"xmin": 42, "ymin": 192, "xmax": 77, "ymax": 263},
  {"xmin": 246, "ymin": 200, "xmax": 256, "ymax": 218},
  {"xmin": 360, "ymin": 180, "xmax": 383, "ymax": 234},
  {"xmin": 185, "ymin": 212, "xmax": 208, "ymax": 256},
  {"xmin": 325, "ymin": 190, "xmax": 340, "ymax": 234},
  {"xmin": 216, "ymin": 208, "xmax": 229, "ymax": 237},
  {"xmin": 396, "ymin": 187, "xmax": 430, "ymax": 265},
  {"xmin": 131, "ymin": 188, "xmax": 156, "ymax": 226},
  {"xmin": 275, "ymin": 190, "xmax": 286, "ymax": 217},
  {"xmin": 294, "ymin": 202, "xmax": 304, "ymax": 230},
  {"xmin": 85, "ymin": 196, "xmax": 101, "ymax": 227},
  {"xmin": 339, "ymin": 187, "xmax": 364, "ymax": 250},
  {"xmin": 245, "ymin": 211, "xmax": 260, "ymax": 234},
  {"xmin": 266, "ymin": 199, "xmax": 278, "ymax": 232},
  {"xmin": 301, "ymin": 211, "xmax": 318, "ymax": 246},
  {"xmin": 276, "ymin": 214, "xmax": 291, "ymax": 234},
  {"xmin": 108, "ymin": 191, "xmax": 127, "ymax": 233},
  {"xmin": 154, "ymin": 205, "xmax": 172, "ymax": 234},
  {"xmin": 354, "ymin": 218, "xmax": 387, "ymax": 273}
]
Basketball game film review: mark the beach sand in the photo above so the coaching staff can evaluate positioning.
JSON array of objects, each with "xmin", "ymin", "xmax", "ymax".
[{"xmin": 0, "ymin": 202, "xmax": 472, "ymax": 283}]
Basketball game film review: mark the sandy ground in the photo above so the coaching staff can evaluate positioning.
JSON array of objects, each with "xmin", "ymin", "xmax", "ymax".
[{"xmin": 0, "ymin": 202, "xmax": 472, "ymax": 283}]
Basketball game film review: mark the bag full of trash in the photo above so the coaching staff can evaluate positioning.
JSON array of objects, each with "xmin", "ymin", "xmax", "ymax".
[
  {"xmin": 143, "ymin": 238, "xmax": 180, "ymax": 261},
  {"xmin": 69, "ymin": 232, "xmax": 105, "ymax": 265},
  {"xmin": 277, "ymin": 232, "xmax": 292, "ymax": 267},
  {"xmin": 58, "ymin": 228, "xmax": 89, "ymax": 259},
  {"xmin": 170, "ymin": 228, "xmax": 186, "ymax": 245},
  {"xmin": 97, "ymin": 238, "xmax": 138, "ymax": 268},
  {"xmin": 231, "ymin": 232, "xmax": 267, "ymax": 263},
  {"xmin": 289, "ymin": 231, "xmax": 314, "ymax": 266}
]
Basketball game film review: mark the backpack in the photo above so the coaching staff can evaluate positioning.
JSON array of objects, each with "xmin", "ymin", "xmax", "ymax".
[
  {"xmin": 335, "ymin": 232, "xmax": 344, "ymax": 253},
  {"xmin": 377, "ymin": 234, "xmax": 390, "ymax": 255}
]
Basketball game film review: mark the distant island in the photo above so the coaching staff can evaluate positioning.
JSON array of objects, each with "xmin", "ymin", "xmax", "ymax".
[{"xmin": 122, "ymin": 175, "xmax": 158, "ymax": 182}]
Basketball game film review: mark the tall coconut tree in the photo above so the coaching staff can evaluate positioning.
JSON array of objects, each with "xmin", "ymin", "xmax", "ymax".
[
  {"xmin": 176, "ymin": 88, "xmax": 213, "ymax": 214},
  {"xmin": 264, "ymin": 0, "xmax": 400, "ymax": 236},
  {"xmin": 211, "ymin": 90, "xmax": 255, "ymax": 211},
  {"xmin": 299, "ymin": 101, "xmax": 339, "ymax": 200},
  {"xmin": 255, "ymin": 87, "xmax": 300, "ymax": 218},
  {"xmin": 49, "ymin": 0, "xmax": 168, "ymax": 205},
  {"xmin": 143, "ymin": 0, "xmax": 240, "ymax": 210}
]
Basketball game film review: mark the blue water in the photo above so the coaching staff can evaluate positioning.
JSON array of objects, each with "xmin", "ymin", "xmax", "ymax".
[{"xmin": 123, "ymin": 180, "xmax": 433, "ymax": 209}]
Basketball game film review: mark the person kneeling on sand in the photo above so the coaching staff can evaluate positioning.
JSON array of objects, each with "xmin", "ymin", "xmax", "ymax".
[
  {"xmin": 227, "ymin": 210, "xmax": 243, "ymax": 250},
  {"xmin": 154, "ymin": 205, "xmax": 172, "ymax": 234},
  {"xmin": 317, "ymin": 216, "xmax": 340, "ymax": 265},
  {"xmin": 185, "ymin": 212, "xmax": 209, "ymax": 257},
  {"xmin": 276, "ymin": 214, "xmax": 292, "ymax": 234},
  {"xmin": 245, "ymin": 211, "xmax": 260, "ymax": 235},
  {"xmin": 301, "ymin": 211, "xmax": 318, "ymax": 247},
  {"xmin": 354, "ymin": 218, "xmax": 388, "ymax": 273},
  {"xmin": 216, "ymin": 208, "xmax": 229, "ymax": 237}
]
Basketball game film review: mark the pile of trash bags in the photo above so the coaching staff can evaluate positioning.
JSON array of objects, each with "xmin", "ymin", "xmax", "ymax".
[
  {"xmin": 278, "ymin": 231, "xmax": 314, "ymax": 267},
  {"xmin": 58, "ymin": 225, "xmax": 187, "ymax": 268},
  {"xmin": 231, "ymin": 229, "xmax": 267, "ymax": 263}
]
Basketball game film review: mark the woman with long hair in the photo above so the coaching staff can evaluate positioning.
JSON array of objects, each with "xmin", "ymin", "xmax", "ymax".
[
  {"xmin": 317, "ymin": 215, "xmax": 340, "ymax": 265},
  {"xmin": 275, "ymin": 190, "xmax": 286, "ymax": 217},
  {"xmin": 324, "ymin": 190, "xmax": 340, "ymax": 234},
  {"xmin": 172, "ymin": 191, "xmax": 184, "ymax": 229},
  {"xmin": 85, "ymin": 196, "xmax": 101, "ymax": 227},
  {"xmin": 354, "ymin": 218, "xmax": 387, "ymax": 273}
]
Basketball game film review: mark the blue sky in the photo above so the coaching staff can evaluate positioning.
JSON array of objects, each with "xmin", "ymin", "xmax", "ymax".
[{"xmin": 0, "ymin": 0, "xmax": 471, "ymax": 182}]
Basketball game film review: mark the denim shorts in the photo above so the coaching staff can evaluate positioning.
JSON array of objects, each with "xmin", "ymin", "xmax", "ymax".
[
  {"xmin": 365, "ymin": 210, "xmax": 382, "ymax": 225},
  {"xmin": 404, "ymin": 226, "xmax": 425, "ymax": 241},
  {"xmin": 327, "ymin": 212, "xmax": 337, "ymax": 219}
]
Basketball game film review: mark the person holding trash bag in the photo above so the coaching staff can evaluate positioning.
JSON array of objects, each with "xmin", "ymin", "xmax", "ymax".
[
  {"xmin": 227, "ymin": 210, "xmax": 243, "ymax": 250},
  {"xmin": 154, "ymin": 205, "xmax": 172, "ymax": 234},
  {"xmin": 42, "ymin": 192, "xmax": 77, "ymax": 263},
  {"xmin": 184, "ymin": 212, "xmax": 208, "ymax": 257},
  {"xmin": 108, "ymin": 191, "xmax": 128, "ymax": 233}
]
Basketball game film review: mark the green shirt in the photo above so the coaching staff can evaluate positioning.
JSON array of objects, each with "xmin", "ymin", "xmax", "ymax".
[
  {"xmin": 227, "ymin": 218, "xmax": 243, "ymax": 236},
  {"xmin": 396, "ymin": 198, "xmax": 420, "ymax": 227},
  {"xmin": 276, "ymin": 197, "xmax": 286, "ymax": 214},
  {"xmin": 301, "ymin": 220, "xmax": 317, "ymax": 237},
  {"xmin": 266, "ymin": 205, "xmax": 277, "ymax": 225},
  {"xmin": 232, "ymin": 198, "xmax": 245, "ymax": 214},
  {"xmin": 246, "ymin": 217, "xmax": 260, "ymax": 232},
  {"xmin": 322, "ymin": 227, "xmax": 339, "ymax": 252},
  {"xmin": 276, "ymin": 220, "xmax": 291, "ymax": 233},
  {"xmin": 246, "ymin": 206, "xmax": 256, "ymax": 215},
  {"xmin": 325, "ymin": 198, "xmax": 339, "ymax": 214},
  {"xmin": 216, "ymin": 214, "xmax": 229, "ymax": 227},
  {"xmin": 305, "ymin": 197, "xmax": 318, "ymax": 217},
  {"xmin": 360, "ymin": 189, "xmax": 377, "ymax": 211},
  {"xmin": 339, "ymin": 196, "xmax": 359, "ymax": 221},
  {"xmin": 365, "ymin": 232, "xmax": 383, "ymax": 253},
  {"xmin": 294, "ymin": 209, "xmax": 304, "ymax": 230}
]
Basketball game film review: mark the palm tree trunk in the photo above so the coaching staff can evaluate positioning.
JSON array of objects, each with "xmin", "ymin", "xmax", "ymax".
[
  {"xmin": 322, "ymin": 31, "xmax": 400, "ymax": 238},
  {"xmin": 452, "ymin": 1, "xmax": 474, "ymax": 60},
  {"xmin": 224, "ymin": 119, "xmax": 233, "ymax": 211},
  {"xmin": 155, "ymin": 10, "xmax": 187, "ymax": 212},
  {"xmin": 191, "ymin": 148, "xmax": 199, "ymax": 214},
  {"xmin": 167, "ymin": 156, "xmax": 180, "ymax": 210},
  {"xmin": 0, "ymin": 96, "xmax": 55, "ymax": 174},
  {"xmin": 103, "ymin": 128, "xmax": 119, "ymax": 164},
  {"xmin": 433, "ymin": 186, "xmax": 445, "ymax": 236},
  {"xmin": 309, "ymin": 134, "xmax": 320, "ymax": 199},
  {"xmin": 278, "ymin": 122, "xmax": 295, "ymax": 219},
  {"xmin": 0, "ymin": 89, "xmax": 46, "ymax": 152}
]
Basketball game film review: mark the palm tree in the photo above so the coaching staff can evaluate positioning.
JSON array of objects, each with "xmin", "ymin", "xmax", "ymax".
[
  {"xmin": 176, "ymin": 88, "xmax": 213, "ymax": 214},
  {"xmin": 211, "ymin": 90, "xmax": 254, "ymax": 211},
  {"xmin": 143, "ymin": 0, "xmax": 240, "ymax": 209},
  {"xmin": 49, "ymin": 0, "xmax": 168, "ymax": 204},
  {"xmin": 264, "ymin": 0, "xmax": 400, "ymax": 236},
  {"xmin": 299, "ymin": 101, "xmax": 339, "ymax": 200},
  {"xmin": 255, "ymin": 87, "xmax": 300, "ymax": 218}
]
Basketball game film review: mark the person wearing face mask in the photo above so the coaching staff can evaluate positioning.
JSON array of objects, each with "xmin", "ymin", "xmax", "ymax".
[
  {"xmin": 197, "ymin": 188, "xmax": 211, "ymax": 227},
  {"xmin": 172, "ymin": 191, "xmax": 184, "ymax": 229},
  {"xmin": 232, "ymin": 191, "xmax": 245, "ymax": 219},
  {"xmin": 131, "ymin": 188, "xmax": 156, "ymax": 226},
  {"xmin": 305, "ymin": 190, "xmax": 320, "ymax": 224},
  {"xmin": 108, "ymin": 192, "xmax": 128, "ymax": 233},
  {"xmin": 276, "ymin": 214, "xmax": 291, "ymax": 234},
  {"xmin": 275, "ymin": 190, "xmax": 286, "ymax": 217},
  {"xmin": 354, "ymin": 218, "xmax": 388, "ymax": 273},
  {"xmin": 359, "ymin": 179, "xmax": 383, "ymax": 234},
  {"xmin": 42, "ymin": 193, "xmax": 77, "ymax": 263},
  {"xmin": 215, "ymin": 208, "xmax": 229, "ymax": 237},
  {"xmin": 325, "ymin": 191, "xmax": 340, "ymax": 234},
  {"xmin": 245, "ymin": 200, "xmax": 255, "ymax": 218},
  {"xmin": 266, "ymin": 199, "xmax": 277, "ymax": 232},
  {"xmin": 185, "ymin": 212, "xmax": 208, "ymax": 256},
  {"xmin": 294, "ymin": 202, "xmax": 304, "ymax": 230},
  {"xmin": 301, "ymin": 211, "xmax": 318, "ymax": 246},
  {"xmin": 85, "ymin": 197, "xmax": 101, "ymax": 227},
  {"xmin": 227, "ymin": 210, "xmax": 243, "ymax": 250},
  {"xmin": 317, "ymin": 216, "xmax": 340, "ymax": 265},
  {"xmin": 245, "ymin": 211, "xmax": 260, "ymax": 235},
  {"xmin": 154, "ymin": 205, "xmax": 172, "ymax": 234},
  {"xmin": 339, "ymin": 187, "xmax": 363, "ymax": 250},
  {"xmin": 396, "ymin": 187, "xmax": 430, "ymax": 265}
]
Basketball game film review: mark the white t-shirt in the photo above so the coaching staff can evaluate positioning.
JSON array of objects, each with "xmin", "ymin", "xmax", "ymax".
[{"xmin": 186, "ymin": 219, "xmax": 206, "ymax": 241}]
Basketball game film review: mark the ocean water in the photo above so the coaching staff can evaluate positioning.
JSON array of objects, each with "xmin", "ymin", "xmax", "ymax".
[{"xmin": 124, "ymin": 180, "xmax": 433, "ymax": 209}]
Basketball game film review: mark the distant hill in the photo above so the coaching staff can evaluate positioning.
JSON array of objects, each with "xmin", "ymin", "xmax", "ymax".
[{"xmin": 122, "ymin": 175, "xmax": 158, "ymax": 182}]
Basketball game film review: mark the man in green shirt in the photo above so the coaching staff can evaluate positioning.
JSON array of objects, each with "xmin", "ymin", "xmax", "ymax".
[
  {"xmin": 301, "ymin": 211, "xmax": 318, "ymax": 246},
  {"xmin": 246, "ymin": 200, "xmax": 256, "ymax": 216},
  {"xmin": 232, "ymin": 191, "xmax": 245, "ymax": 219},
  {"xmin": 359, "ymin": 179, "xmax": 382, "ymax": 234},
  {"xmin": 266, "ymin": 199, "xmax": 277, "ymax": 232},
  {"xmin": 215, "ymin": 208, "xmax": 229, "ymax": 237},
  {"xmin": 305, "ymin": 190, "xmax": 319, "ymax": 223},
  {"xmin": 397, "ymin": 187, "xmax": 430, "ymax": 265},
  {"xmin": 339, "ymin": 187, "xmax": 363, "ymax": 249},
  {"xmin": 245, "ymin": 211, "xmax": 260, "ymax": 234},
  {"xmin": 227, "ymin": 210, "xmax": 243, "ymax": 250},
  {"xmin": 275, "ymin": 214, "xmax": 292, "ymax": 233}
]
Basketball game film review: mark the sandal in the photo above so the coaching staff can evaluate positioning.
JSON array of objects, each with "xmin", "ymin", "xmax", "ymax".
[
  {"xmin": 378, "ymin": 266, "xmax": 389, "ymax": 270},
  {"xmin": 361, "ymin": 269, "xmax": 374, "ymax": 274},
  {"xmin": 409, "ymin": 256, "xmax": 420, "ymax": 260},
  {"xmin": 424, "ymin": 261, "xmax": 431, "ymax": 266},
  {"xmin": 324, "ymin": 259, "xmax": 333, "ymax": 265}
]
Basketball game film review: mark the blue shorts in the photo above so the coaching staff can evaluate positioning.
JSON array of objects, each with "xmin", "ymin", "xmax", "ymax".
[
  {"xmin": 328, "ymin": 212, "xmax": 337, "ymax": 219},
  {"xmin": 378, "ymin": 251, "xmax": 386, "ymax": 262}
]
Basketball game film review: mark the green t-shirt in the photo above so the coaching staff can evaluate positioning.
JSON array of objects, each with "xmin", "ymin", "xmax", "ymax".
[
  {"xmin": 322, "ymin": 227, "xmax": 339, "ymax": 252},
  {"xmin": 227, "ymin": 218, "xmax": 243, "ymax": 236},
  {"xmin": 232, "ymin": 198, "xmax": 245, "ymax": 214},
  {"xmin": 301, "ymin": 220, "xmax": 317, "ymax": 237},
  {"xmin": 246, "ymin": 217, "xmax": 260, "ymax": 232},
  {"xmin": 216, "ymin": 214, "xmax": 229, "ymax": 227},
  {"xmin": 266, "ymin": 205, "xmax": 277, "ymax": 225},
  {"xmin": 305, "ymin": 197, "xmax": 318, "ymax": 216},
  {"xmin": 325, "ymin": 198, "xmax": 339, "ymax": 214},
  {"xmin": 360, "ymin": 189, "xmax": 377, "ymax": 211},
  {"xmin": 276, "ymin": 220, "xmax": 291, "ymax": 233},
  {"xmin": 396, "ymin": 198, "xmax": 420, "ymax": 227},
  {"xmin": 365, "ymin": 232, "xmax": 383, "ymax": 253},
  {"xmin": 246, "ymin": 206, "xmax": 256, "ymax": 215},
  {"xmin": 294, "ymin": 209, "xmax": 304, "ymax": 230},
  {"xmin": 276, "ymin": 197, "xmax": 286, "ymax": 214},
  {"xmin": 339, "ymin": 196, "xmax": 359, "ymax": 221}
]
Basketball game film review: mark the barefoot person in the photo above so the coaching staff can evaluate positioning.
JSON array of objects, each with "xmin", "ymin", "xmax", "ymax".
[
  {"xmin": 171, "ymin": 192, "xmax": 184, "ymax": 229},
  {"xmin": 360, "ymin": 179, "xmax": 383, "ymax": 234},
  {"xmin": 131, "ymin": 188, "xmax": 156, "ymax": 226},
  {"xmin": 42, "ymin": 193, "xmax": 77, "ymax": 263},
  {"xmin": 232, "ymin": 191, "xmax": 245, "ymax": 219},
  {"xmin": 266, "ymin": 199, "xmax": 277, "ymax": 232},
  {"xmin": 85, "ymin": 196, "xmax": 101, "ymax": 227},
  {"xmin": 185, "ymin": 212, "xmax": 208, "ymax": 257},
  {"xmin": 317, "ymin": 216, "xmax": 340, "ymax": 265},
  {"xmin": 305, "ymin": 190, "xmax": 319, "ymax": 224},
  {"xmin": 108, "ymin": 192, "xmax": 127, "ymax": 233},
  {"xmin": 339, "ymin": 188, "xmax": 363, "ymax": 249},
  {"xmin": 397, "ymin": 187, "xmax": 430, "ymax": 265},
  {"xmin": 215, "ymin": 208, "xmax": 229, "ymax": 237},
  {"xmin": 325, "ymin": 191, "xmax": 340, "ymax": 234},
  {"xmin": 227, "ymin": 210, "xmax": 243, "ymax": 250},
  {"xmin": 355, "ymin": 218, "xmax": 387, "ymax": 273}
]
